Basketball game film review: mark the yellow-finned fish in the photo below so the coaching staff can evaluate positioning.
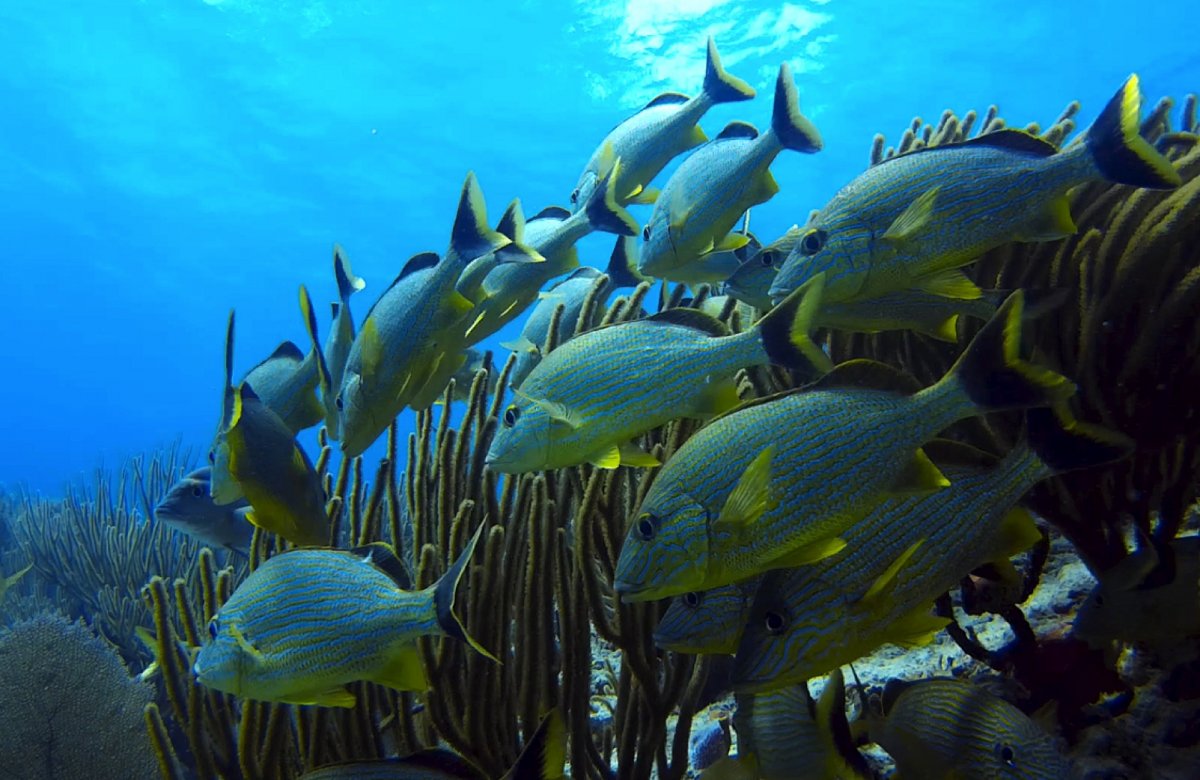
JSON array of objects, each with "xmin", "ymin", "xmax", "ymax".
[
  {"xmin": 337, "ymin": 173, "xmax": 543, "ymax": 457},
  {"xmin": 869, "ymin": 678, "xmax": 1071, "ymax": 780},
  {"xmin": 298, "ymin": 709, "xmax": 565, "ymax": 779},
  {"xmin": 612, "ymin": 291, "xmax": 1076, "ymax": 603},
  {"xmin": 484, "ymin": 276, "xmax": 829, "ymax": 474},
  {"xmin": 654, "ymin": 578, "xmax": 761, "ymax": 654},
  {"xmin": 570, "ymin": 36, "xmax": 755, "ymax": 211},
  {"xmin": 319, "ymin": 245, "xmax": 366, "ymax": 440},
  {"xmin": 722, "ymin": 225, "xmax": 802, "ymax": 310},
  {"xmin": 194, "ymin": 525, "xmax": 493, "ymax": 707},
  {"xmin": 154, "ymin": 466, "xmax": 254, "ymax": 554},
  {"xmin": 731, "ymin": 408, "xmax": 1130, "ymax": 693},
  {"xmin": 638, "ymin": 63, "xmax": 822, "ymax": 284},
  {"xmin": 462, "ymin": 162, "xmax": 636, "ymax": 346},
  {"xmin": 0, "ymin": 561, "xmax": 32, "ymax": 602},
  {"xmin": 770, "ymin": 74, "xmax": 1181, "ymax": 308}
]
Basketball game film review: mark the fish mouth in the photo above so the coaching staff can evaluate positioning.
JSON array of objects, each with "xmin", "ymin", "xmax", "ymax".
[{"xmin": 613, "ymin": 579, "xmax": 657, "ymax": 603}]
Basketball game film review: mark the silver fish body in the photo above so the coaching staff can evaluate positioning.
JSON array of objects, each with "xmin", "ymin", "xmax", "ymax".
[{"xmin": 154, "ymin": 467, "xmax": 254, "ymax": 554}]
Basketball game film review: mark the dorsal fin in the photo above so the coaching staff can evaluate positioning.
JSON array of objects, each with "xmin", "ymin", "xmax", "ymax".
[
  {"xmin": 351, "ymin": 542, "xmax": 413, "ymax": 590},
  {"xmin": 882, "ymin": 128, "xmax": 1059, "ymax": 167},
  {"xmin": 265, "ymin": 341, "xmax": 304, "ymax": 362},
  {"xmin": 398, "ymin": 251, "xmax": 441, "ymax": 281},
  {"xmin": 881, "ymin": 678, "xmax": 917, "ymax": 716},
  {"xmin": 642, "ymin": 91, "xmax": 690, "ymax": 110},
  {"xmin": 810, "ymin": 359, "xmax": 924, "ymax": 395},
  {"xmin": 716, "ymin": 121, "xmax": 759, "ymax": 140},
  {"xmin": 922, "ymin": 438, "xmax": 1001, "ymax": 470},
  {"xmin": 562, "ymin": 266, "xmax": 603, "ymax": 283},
  {"xmin": 643, "ymin": 307, "xmax": 729, "ymax": 336},
  {"xmin": 530, "ymin": 205, "xmax": 571, "ymax": 222}
]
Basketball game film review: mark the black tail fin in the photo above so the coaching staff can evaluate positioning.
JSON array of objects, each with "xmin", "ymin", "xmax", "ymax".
[
  {"xmin": 757, "ymin": 273, "xmax": 833, "ymax": 377},
  {"xmin": 771, "ymin": 63, "xmax": 823, "ymax": 153},
  {"xmin": 585, "ymin": 159, "xmax": 639, "ymax": 237},
  {"xmin": 949, "ymin": 291, "xmax": 1076, "ymax": 411},
  {"xmin": 1026, "ymin": 406, "xmax": 1133, "ymax": 475},
  {"xmin": 1086, "ymin": 75, "xmax": 1181, "ymax": 189},
  {"xmin": 503, "ymin": 710, "xmax": 566, "ymax": 779},
  {"xmin": 449, "ymin": 172, "xmax": 514, "ymax": 265},
  {"xmin": 606, "ymin": 236, "xmax": 646, "ymax": 289},
  {"xmin": 299, "ymin": 285, "xmax": 334, "ymax": 403},
  {"xmin": 702, "ymin": 36, "xmax": 755, "ymax": 104},
  {"xmin": 433, "ymin": 523, "xmax": 499, "ymax": 661},
  {"xmin": 333, "ymin": 244, "xmax": 365, "ymax": 303}
]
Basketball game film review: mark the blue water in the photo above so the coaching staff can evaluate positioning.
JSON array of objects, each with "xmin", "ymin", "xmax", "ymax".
[{"xmin": 2, "ymin": 1, "xmax": 1196, "ymax": 494}]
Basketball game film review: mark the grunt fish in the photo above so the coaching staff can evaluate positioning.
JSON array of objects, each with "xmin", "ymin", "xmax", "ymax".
[
  {"xmin": 319, "ymin": 245, "xmax": 366, "ymax": 440},
  {"xmin": 154, "ymin": 466, "xmax": 254, "ymax": 554},
  {"xmin": 654, "ymin": 577, "xmax": 761, "ymax": 655}
]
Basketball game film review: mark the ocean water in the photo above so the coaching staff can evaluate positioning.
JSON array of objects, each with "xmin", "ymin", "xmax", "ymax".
[{"xmin": 1, "ymin": 0, "xmax": 1196, "ymax": 494}]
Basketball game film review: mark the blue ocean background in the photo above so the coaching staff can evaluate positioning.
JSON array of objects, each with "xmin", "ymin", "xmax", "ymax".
[{"xmin": 1, "ymin": 0, "xmax": 1196, "ymax": 495}]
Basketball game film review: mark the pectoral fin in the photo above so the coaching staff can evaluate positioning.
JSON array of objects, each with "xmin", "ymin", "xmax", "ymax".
[
  {"xmin": 770, "ymin": 536, "xmax": 847, "ymax": 568},
  {"xmin": 885, "ymin": 603, "xmax": 948, "ymax": 648},
  {"xmin": 714, "ymin": 448, "xmax": 774, "ymax": 530},
  {"xmin": 888, "ymin": 448, "xmax": 950, "ymax": 495},
  {"xmin": 360, "ymin": 317, "xmax": 382, "ymax": 379},
  {"xmin": 882, "ymin": 186, "xmax": 940, "ymax": 245},
  {"xmin": 861, "ymin": 539, "xmax": 925, "ymax": 605},
  {"xmin": 914, "ymin": 269, "xmax": 983, "ymax": 300}
]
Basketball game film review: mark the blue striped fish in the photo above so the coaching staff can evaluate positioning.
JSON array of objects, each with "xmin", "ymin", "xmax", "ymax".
[
  {"xmin": 462, "ymin": 163, "xmax": 636, "ymax": 347},
  {"xmin": 612, "ymin": 292, "xmax": 1075, "ymax": 602},
  {"xmin": 731, "ymin": 409, "xmax": 1130, "ymax": 693},
  {"xmin": 770, "ymin": 74, "xmax": 1181, "ymax": 307},
  {"xmin": 869, "ymin": 678, "xmax": 1070, "ymax": 780},
  {"xmin": 570, "ymin": 37, "xmax": 755, "ymax": 212},
  {"xmin": 318, "ymin": 245, "xmax": 366, "ymax": 440},
  {"xmin": 337, "ymin": 173, "xmax": 543, "ymax": 457},
  {"xmin": 722, "ymin": 225, "xmax": 802, "ymax": 310},
  {"xmin": 194, "ymin": 525, "xmax": 492, "ymax": 707},
  {"xmin": 654, "ymin": 577, "xmax": 760, "ymax": 654},
  {"xmin": 638, "ymin": 63, "xmax": 822, "ymax": 284},
  {"xmin": 484, "ymin": 276, "xmax": 829, "ymax": 474}
]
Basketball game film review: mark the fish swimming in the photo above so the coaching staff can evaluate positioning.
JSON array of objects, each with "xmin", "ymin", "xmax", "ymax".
[
  {"xmin": 319, "ymin": 245, "xmax": 366, "ymax": 440},
  {"xmin": 0, "ymin": 561, "xmax": 32, "ymax": 602},
  {"xmin": 194, "ymin": 525, "xmax": 493, "ymax": 707},
  {"xmin": 769, "ymin": 74, "xmax": 1181, "ymax": 307},
  {"xmin": 337, "ymin": 173, "xmax": 543, "ymax": 457},
  {"xmin": 612, "ymin": 291, "xmax": 1075, "ymax": 602},
  {"xmin": 153, "ymin": 466, "xmax": 254, "ymax": 554},
  {"xmin": 502, "ymin": 266, "xmax": 615, "ymax": 390},
  {"xmin": 638, "ymin": 63, "xmax": 822, "ymax": 284},
  {"xmin": 570, "ymin": 36, "xmax": 755, "ymax": 211},
  {"xmin": 869, "ymin": 677, "xmax": 1071, "ymax": 780},
  {"xmin": 732, "ymin": 408, "xmax": 1130, "ymax": 693},
  {"xmin": 462, "ymin": 163, "xmax": 636, "ymax": 346},
  {"xmin": 440, "ymin": 347, "xmax": 499, "ymax": 404},
  {"xmin": 654, "ymin": 577, "xmax": 761, "ymax": 654},
  {"xmin": 485, "ymin": 276, "xmax": 829, "ymax": 473},
  {"xmin": 723, "ymin": 225, "xmax": 802, "ymax": 310}
]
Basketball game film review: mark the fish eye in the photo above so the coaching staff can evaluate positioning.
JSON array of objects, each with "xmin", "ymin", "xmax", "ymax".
[
  {"xmin": 570, "ymin": 188, "xmax": 579, "ymax": 205},
  {"xmin": 642, "ymin": 225, "xmax": 652, "ymax": 242},
  {"xmin": 207, "ymin": 618, "xmax": 219, "ymax": 640},
  {"xmin": 503, "ymin": 406, "xmax": 520, "ymax": 427},
  {"xmin": 191, "ymin": 485, "xmax": 204, "ymax": 498},
  {"xmin": 799, "ymin": 229, "xmax": 827, "ymax": 256},
  {"xmin": 995, "ymin": 742, "xmax": 1016, "ymax": 767},
  {"xmin": 683, "ymin": 592, "xmax": 700, "ymax": 608},
  {"xmin": 635, "ymin": 513, "xmax": 656, "ymax": 541},
  {"xmin": 759, "ymin": 251, "xmax": 775, "ymax": 267},
  {"xmin": 764, "ymin": 610, "xmax": 787, "ymax": 635}
]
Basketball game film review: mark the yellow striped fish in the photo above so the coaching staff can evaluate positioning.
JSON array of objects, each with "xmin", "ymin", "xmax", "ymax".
[
  {"xmin": 770, "ymin": 74, "xmax": 1181, "ymax": 307},
  {"xmin": 194, "ymin": 525, "xmax": 493, "ymax": 707},
  {"xmin": 570, "ymin": 37, "xmax": 755, "ymax": 211},
  {"xmin": 612, "ymin": 291, "xmax": 1075, "ymax": 602},
  {"xmin": 654, "ymin": 577, "xmax": 760, "ymax": 654},
  {"xmin": 869, "ymin": 678, "xmax": 1070, "ymax": 780},
  {"xmin": 484, "ymin": 276, "xmax": 829, "ymax": 474},
  {"xmin": 731, "ymin": 408, "xmax": 1130, "ymax": 693}
]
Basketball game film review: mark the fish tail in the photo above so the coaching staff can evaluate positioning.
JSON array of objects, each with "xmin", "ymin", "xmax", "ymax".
[
  {"xmin": 507, "ymin": 709, "xmax": 567, "ymax": 779},
  {"xmin": 1085, "ymin": 75, "xmax": 1181, "ymax": 189},
  {"xmin": 605, "ymin": 236, "xmax": 647, "ymax": 289},
  {"xmin": 702, "ymin": 36, "xmax": 755, "ymax": 103},
  {"xmin": 1026, "ymin": 406, "xmax": 1133, "ymax": 476},
  {"xmin": 584, "ymin": 158, "xmax": 639, "ymax": 237},
  {"xmin": 332, "ymin": 244, "xmax": 365, "ymax": 303},
  {"xmin": 947, "ymin": 290, "xmax": 1076, "ymax": 412},
  {"xmin": 450, "ymin": 172, "xmax": 539, "ymax": 266},
  {"xmin": 299, "ymin": 285, "xmax": 334, "ymax": 398},
  {"xmin": 756, "ymin": 273, "xmax": 833, "ymax": 376},
  {"xmin": 770, "ymin": 63, "xmax": 822, "ymax": 153},
  {"xmin": 433, "ymin": 523, "xmax": 499, "ymax": 662},
  {"xmin": 817, "ymin": 669, "xmax": 875, "ymax": 780}
]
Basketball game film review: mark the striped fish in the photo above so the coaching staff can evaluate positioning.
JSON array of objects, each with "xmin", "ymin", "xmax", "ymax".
[
  {"xmin": 194, "ymin": 525, "xmax": 492, "ymax": 707},
  {"xmin": 731, "ymin": 408, "xmax": 1130, "ymax": 693},
  {"xmin": 869, "ymin": 678, "xmax": 1070, "ymax": 780},
  {"xmin": 337, "ymin": 173, "xmax": 543, "ymax": 457},
  {"xmin": 612, "ymin": 292, "xmax": 1075, "ymax": 603},
  {"xmin": 723, "ymin": 225, "xmax": 802, "ymax": 310},
  {"xmin": 484, "ymin": 276, "xmax": 829, "ymax": 474},
  {"xmin": 318, "ymin": 245, "xmax": 366, "ymax": 440},
  {"xmin": 570, "ymin": 37, "xmax": 755, "ymax": 212},
  {"xmin": 654, "ymin": 577, "xmax": 761, "ymax": 654},
  {"xmin": 770, "ymin": 74, "xmax": 1181, "ymax": 308},
  {"xmin": 462, "ymin": 163, "xmax": 636, "ymax": 347},
  {"xmin": 638, "ymin": 63, "xmax": 822, "ymax": 285}
]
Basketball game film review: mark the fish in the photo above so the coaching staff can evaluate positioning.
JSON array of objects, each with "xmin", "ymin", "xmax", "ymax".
[
  {"xmin": 769, "ymin": 74, "xmax": 1181, "ymax": 308},
  {"xmin": 220, "ymin": 381, "xmax": 331, "ymax": 548},
  {"xmin": 570, "ymin": 37, "xmax": 755, "ymax": 211},
  {"xmin": 484, "ymin": 275, "xmax": 830, "ymax": 474},
  {"xmin": 502, "ymin": 266, "xmax": 615, "ymax": 390},
  {"xmin": 709, "ymin": 670, "xmax": 871, "ymax": 780},
  {"xmin": 611, "ymin": 290, "xmax": 1076, "ymax": 603},
  {"xmin": 1074, "ymin": 535, "xmax": 1200, "ymax": 646},
  {"xmin": 0, "ymin": 561, "xmax": 32, "ymax": 602},
  {"xmin": 654, "ymin": 577, "xmax": 761, "ymax": 654},
  {"xmin": 153, "ymin": 466, "xmax": 254, "ymax": 554},
  {"xmin": 868, "ymin": 678, "xmax": 1071, "ymax": 780},
  {"xmin": 337, "ymin": 173, "xmax": 543, "ymax": 457},
  {"xmin": 723, "ymin": 225, "xmax": 803, "ymax": 310},
  {"xmin": 194, "ymin": 525, "xmax": 494, "ymax": 707},
  {"xmin": 732, "ymin": 407, "xmax": 1131, "ymax": 692},
  {"xmin": 441, "ymin": 347, "xmax": 499, "ymax": 404},
  {"xmin": 210, "ymin": 311, "xmax": 247, "ymax": 505},
  {"xmin": 239, "ymin": 340, "xmax": 325, "ymax": 434},
  {"xmin": 319, "ymin": 245, "xmax": 366, "ymax": 440},
  {"xmin": 638, "ymin": 63, "xmax": 822, "ymax": 284},
  {"xmin": 462, "ymin": 162, "xmax": 636, "ymax": 346}
]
